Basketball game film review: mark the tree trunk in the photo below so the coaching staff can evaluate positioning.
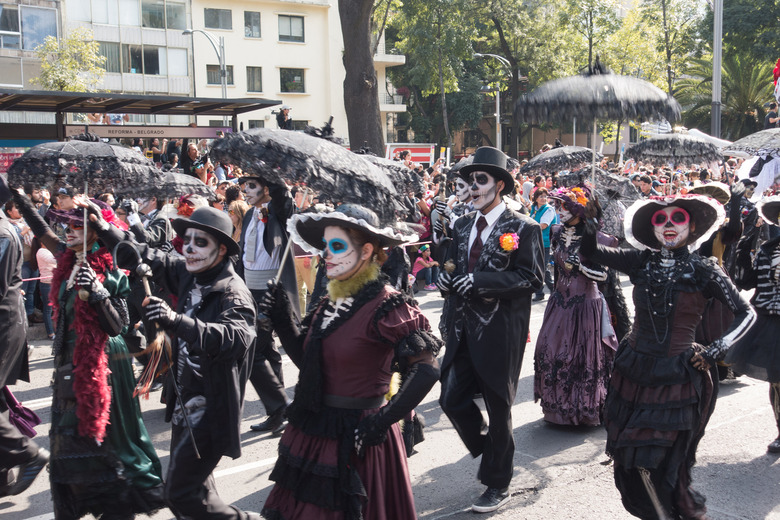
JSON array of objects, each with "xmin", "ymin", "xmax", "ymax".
[
  {"xmin": 661, "ymin": 0, "xmax": 673, "ymax": 95},
  {"xmin": 339, "ymin": 0, "xmax": 385, "ymax": 155},
  {"xmin": 437, "ymin": 32, "xmax": 452, "ymax": 149},
  {"xmin": 492, "ymin": 16, "xmax": 520, "ymax": 159}
]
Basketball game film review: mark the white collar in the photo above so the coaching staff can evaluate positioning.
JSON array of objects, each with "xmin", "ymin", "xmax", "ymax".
[{"xmin": 476, "ymin": 201, "xmax": 505, "ymax": 227}]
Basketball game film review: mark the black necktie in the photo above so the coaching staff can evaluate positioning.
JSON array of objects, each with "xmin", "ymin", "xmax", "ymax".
[{"xmin": 468, "ymin": 216, "xmax": 488, "ymax": 272}]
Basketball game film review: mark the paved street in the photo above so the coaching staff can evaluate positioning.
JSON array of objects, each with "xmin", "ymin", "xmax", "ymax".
[{"xmin": 3, "ymin": 279, "xmax": 780, "ymax": 519}]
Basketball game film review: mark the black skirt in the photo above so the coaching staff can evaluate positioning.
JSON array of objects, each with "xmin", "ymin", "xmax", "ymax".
[{"xmin": 725, "ymin": 313, "xmax": 780, "ymax": 382}]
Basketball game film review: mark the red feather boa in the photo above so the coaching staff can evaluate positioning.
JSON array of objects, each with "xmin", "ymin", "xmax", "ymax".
[{"xmin": 50, "ymin": 247, "xmax": 115, "ymax": 444}]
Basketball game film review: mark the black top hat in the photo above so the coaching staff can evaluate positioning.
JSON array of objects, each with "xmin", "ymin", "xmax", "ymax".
[
  {"xmin": 289, "ymin": 204, "xmax": 407, "ymax": 254},
  {"xmin": 458, "ymin": 146, "xmax": 514, "ymax": 195},
  {"xmin": 172, "ymin": 206, "xmax": 240, "ymax": 256},
  {"xmin": 740, "ymin": 178, "xmax": 758, "ymax": 188}
]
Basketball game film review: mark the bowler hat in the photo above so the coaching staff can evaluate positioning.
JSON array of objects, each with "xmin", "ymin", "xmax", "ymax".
[
  {"xmin": 172, "ymin": 206, "xmax": 240, "ymax": 256},
  {"xmin": 459, "ymin": 147, "xmax": 515, "ymax": 195}
]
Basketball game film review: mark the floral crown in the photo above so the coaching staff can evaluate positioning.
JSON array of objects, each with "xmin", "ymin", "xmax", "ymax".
[{"xmin": 550, "ymin": 185, "xmax": 591, "ymax": 218}]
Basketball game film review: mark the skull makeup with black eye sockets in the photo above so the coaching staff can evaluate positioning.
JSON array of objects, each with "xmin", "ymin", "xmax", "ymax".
[
  {"xmin": 243, "ymin": 180, "xmax": 266, "ymax": 207},
  {"xmin": 469, "ymin": 171, "xmax": 498, "ymax": 211},
  {"xmin": 557, "ymin": 205, "xmax": 574, "ymax": 224},
  {"xmin": 183, "ymin": 228, "xmax": 224, "ymax": 273},
  {"xmin": 652, "ymin": 207, "xmax": 691, "ymax": 249},
  {"xmin": 323, "ymin": 226, "xmax": 362, "ymax": 280},
  {"xmin": 454, "ymin": 178, "xmax": 472, "ymax": 203}
]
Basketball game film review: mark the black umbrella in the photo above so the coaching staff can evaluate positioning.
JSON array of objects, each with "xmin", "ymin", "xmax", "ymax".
[
  {"xmin": 558, "ymin": 167, "xmax": 640, "ymax": 202},
  {"xmin": 7, "ymin": 136, "xmax": 164, "ymax": 196},
  {"xmin": 521, "ymin": 146, "xmax": 603, "ymax": 174},
  {"xmin": 626, "ymin": 134, "xmax": 723, "ymax": 167},
  {"xmin": 358, "ymin": 154, "xmax": 425, "ymax": 197},
  {"xmin": 723, "ymin": 128, "xmax": 780, "ymax": 156},
  {"xmin": 116, "ymin": 171, "xmax": 214, "ymax": 200},
  {"xmin": 209, "ymin": 128, "xmax": 399, "ymax": 226}
]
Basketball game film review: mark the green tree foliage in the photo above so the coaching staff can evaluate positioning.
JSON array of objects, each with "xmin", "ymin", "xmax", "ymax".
[
  {"xmin": 30, "ymin": 27, "xmax": 105, "ymax": 92},
  {"xmin": 675, "ymin": 54, "xmax": 774, "ymax": 140},
  {"xmin": 561, "ymin": 0, "xmax": 621, "ymax": 67},
  {"xmin": 700, "ymin": 0, "xmax": 780, "ymax": 64}
]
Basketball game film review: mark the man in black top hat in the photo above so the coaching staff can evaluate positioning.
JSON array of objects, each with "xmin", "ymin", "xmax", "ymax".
[
  {"xmin": 238, "ymin": 175, "xmax": 299, "ymax": 434},
  {"xmin": 83, "ymin": 204, "xmax": 260, "ymax": 520},
  {"xmin": 437, "ymin": 146, "xmax": 545, "ymax": 513}
]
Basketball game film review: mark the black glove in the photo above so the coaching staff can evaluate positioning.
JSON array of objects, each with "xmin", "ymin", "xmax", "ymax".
[
  {"xmin": 82, "ymin": 198, "xmax": 110, "ymax": 231},
  {"xmin": 144, "ymin": 296, "xmax": 181, "ymax": 329},
  {"xmin": 451, "ymin": 274, "xmax": 473, "ymax": 298},
  {"xmin": 121, "ymin": 199, "xmax": 139, "ymax": 215},
  {"xmin": 258, "ymin": 279, "xmax": 278, "ymax": 317},
  {"xmin": 436, "ymin": 271, "xmax": 454, "ymax": 293},
  {"xmin": 354, "ymin": 362, "xmax": 439, "ymax": 457},
  {"xmin": 434, "ymin": 200, "xmax": 451, "ymax": 217},
  {"xmin": 75, "ymin": 263, "xmax": 101, "ymax": 293},
  {"xmin": 730, "ymin": 181, "xmax": 746, "ymax": 201}
]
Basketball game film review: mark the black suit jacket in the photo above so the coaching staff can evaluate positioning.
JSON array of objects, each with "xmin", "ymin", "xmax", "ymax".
[{"xmin": 440, "ymin": 207, "xmax": 544, "ymax": 401}]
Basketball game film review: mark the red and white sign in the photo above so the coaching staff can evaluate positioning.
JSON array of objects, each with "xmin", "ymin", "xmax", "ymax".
[
  {"xmin": 0, "ymin": 153, "xmax": 22, "ymax": 174},
  {"xmin": 385, "ymin": 143, "xmax": 435, "ymax": 165}
]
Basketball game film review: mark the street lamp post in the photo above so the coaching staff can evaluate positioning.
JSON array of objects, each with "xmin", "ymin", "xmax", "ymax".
[
  {"xmin": 183, "ymin": 29, "xmax": 228, "ymax": 127},
  {"xmin": 475, "ymin": 53, "xmax": 512, "ymax": 151}
]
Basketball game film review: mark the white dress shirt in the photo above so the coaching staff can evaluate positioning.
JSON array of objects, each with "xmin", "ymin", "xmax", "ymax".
[{"xmin": 468, "ymin": 201, "xmax": 506, "ymax": 252}]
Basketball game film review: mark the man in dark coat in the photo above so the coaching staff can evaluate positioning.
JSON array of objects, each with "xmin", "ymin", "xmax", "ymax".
[
  {"xmin": 86, "ymin": 204, "xmax": 259, "ymax": 520},
  {"xmin": 237, "ymin": 175, "xmax": 299, "ymax": 434},
  {"xmin": 437, "ymin": 146, "xmax": 545, "ymax": 514},
  {"xmin": 0, "ymin": 178, "xmax": 49, "ymax": 497}
]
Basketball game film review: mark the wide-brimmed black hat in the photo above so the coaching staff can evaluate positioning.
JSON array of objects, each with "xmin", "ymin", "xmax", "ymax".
[
  {"xmin": 289, "ymin": 203, "xmax": 408, "ymax": 254},
  {"xmin": 758, "ymin": 196, "xmax": 780, "ymax": 226},
  {"xmin": 172, "ymin": 206, "xmax": 240, "ymax": 256},
  {"xmin": 458, "ymin": 146, "xmax": 514, "ymax": 195},
  {"xmin": 624, "ymin": 194, "xmax": 725, "ymax": 251},
  {"xmin": 688, "ymin": 181, "xmax": 730, "ymax": 205},
  {"xmin": 740, "ymin": 178, "xmax": 758, "ymax": 189}
]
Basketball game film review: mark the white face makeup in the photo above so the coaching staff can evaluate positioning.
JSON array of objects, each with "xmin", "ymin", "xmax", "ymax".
[
  {"xmin": 652, "ymin": 207, "xmax": 691, "ymax": 249},
  {"xmin": 183, "ymin": 228, "xmax": 223, "ymax": 273},
  {"xmin": 65, "ymin": 225, "xmax": 84, "ymax": 249},
  {"xmin": 455, "ymin": 178, "xmax": 471, "ymax": 202},
  {"xmin": 469, "ymin": 171, "xmax": 498, "ymax": 212},
  {"xmin": 323, "ymin": 226, "xmax": 361, "ymax": 280},
  {"xmin": 557, "ymin": 205, "xmax": 574, "ymax": 224},
  {"xmin": 242, "ymin": 180, "xmax": 267, "ymax": 207}
]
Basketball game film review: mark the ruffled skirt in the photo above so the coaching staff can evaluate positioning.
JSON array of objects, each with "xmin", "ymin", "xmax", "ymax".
[
  {"xmin": 262, "ymin": 406, "xmax": 416, "ymax": 520},
  {"xmin": 534, "ymin": 293, "xmax": 618, "ymax": 426},
  {"xmin": 604, "ymin": 342, "xmax": 717, "ymax": 519},
  {"xmin": 725, "ymin": 313, "xmax": 780, "ymax": 382}
]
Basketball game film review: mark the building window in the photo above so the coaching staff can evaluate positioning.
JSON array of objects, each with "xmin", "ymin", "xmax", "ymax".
[
  {"xmin": 91, "ymin": 0, "xmax": 120, "ymax": 25},
  {"xmin": 167, "ymin": 48, "xmax": 187, "ymax": 76},
  {"xmin": 280, "ymin": 68, "xmax": 304, "ymax": 93},
  {"xmin": 291, "ymin": 120, "xmax": 308, "ymax": 131},
  {"xmin": 247, "ymin": 66, "xmax": 262, "ymax": 92},
  {"xmin": 119, "ymin": 0, "xmax": 141, "ymax": 26},
  {"xmin": 99, "ymin": 42, "xmax": 121, "ymax": 73},
  {"xmin": 0, "ymin": 56, "xmax": 21, "ymax": 87},
  {"xmin": 248, "ymin": 120, "xmax": 264, "ymax": 129},
  {"xmin": 166, "ymin": 2, "xmax": 186, "ymax": 30},
  {"xmin": 143, "ymin": 45, "xmax": 166, "ymax": 75},
  {"xmin": 245, "ymin": 11, "xmax": 260, "ymax": 38},
  {"xmin": 141, "ymin": 0, "xmax": 164, "ymax": 28},
  {"xmin": 278, "ymin": 15, "xmax": 304, "ymax": 43},
  {"xmin": 205, "ymin": 8, "xmax": 231, "ymax": 30},
  {"xmin": 122, "ymin": 44, "xmax": 143, "ymax": 74},
  {"xmin": 21, "ymin": 6, "xmax": 57, "ymax": 51},
  {"xmin": 207, "ymin": 64, "xmax": 234, "ymax": 85},
  {"xmin": 0, "ymin": 5, "xmax": 20, "ymax": 49}
]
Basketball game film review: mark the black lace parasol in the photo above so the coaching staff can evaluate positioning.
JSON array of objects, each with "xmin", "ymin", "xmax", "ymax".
[
  {"xmin": 521, "ymin": 146, "xmax": 603, "ymax": 174},
  {"xmin": 724, "ymin": 128, "xmax": 780, "ymax": 156},
  {"xmin": 626, "ymin": 134, "xmax": 723, "ymax": 167}
]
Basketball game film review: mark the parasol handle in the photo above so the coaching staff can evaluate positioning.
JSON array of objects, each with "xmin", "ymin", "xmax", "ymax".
[
  {"xmin": 274, "ymin": 240, "xmax": 293, "ymax": 283},
  {"xmin": 79, "ymin": 179, "xmax": 90, "ymax": 301}
]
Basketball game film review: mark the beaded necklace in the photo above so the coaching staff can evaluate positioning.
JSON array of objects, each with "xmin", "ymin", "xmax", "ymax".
[{"xmin": 644, "ymin": 247, "xmax": 690, "ymax": 343}]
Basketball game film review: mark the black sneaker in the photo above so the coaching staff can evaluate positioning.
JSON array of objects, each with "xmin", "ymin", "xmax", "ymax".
[
  {"xmin": 250, "ymin": 406, "xmax": 287, "ymax": 435},
  {"xmin": 768, "ymin": 437, "xmax": 780, "ymax": 454},
  {"xmin": 5, "ymin": 448, "xmax": 49, "ymax": 496},
  {"xmin": 472, "ymin": 487, "xmax": 510, "ymax": 513}
]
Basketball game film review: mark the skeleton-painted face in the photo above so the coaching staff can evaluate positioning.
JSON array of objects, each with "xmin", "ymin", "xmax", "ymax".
[
  {"xmin": 652, "ymin": 207, "xmax": 691, "ymax": 249},
  {"xmin": 557, "ymin": 204, "xmax": 574, "ymax": 224},
  {"xmin": 469, "ymin": 171, "xmax": 498, "ymax": 212},
  {"xmin": 65, "ymin": 224, "xmax": 85, "ymax": 249},
  {"xmin": 182, "ymin": 228, "xmax": 224, "ymax": 273},
  {"xmin": 323, "ymin": 226, "xmax": 362, "ymax": 280},
  {"xmin": 243, "ymin": 180, "xmax": 267, "ymax": 207},
  {"xmin": 455, "ymin": 178, "xmax": 471, "ymax": 202}
]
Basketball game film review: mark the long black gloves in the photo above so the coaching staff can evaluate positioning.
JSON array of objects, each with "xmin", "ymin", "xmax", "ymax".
[{"xmin": 354, "ymin": 361, "xmax": 439, "ymax": 456}]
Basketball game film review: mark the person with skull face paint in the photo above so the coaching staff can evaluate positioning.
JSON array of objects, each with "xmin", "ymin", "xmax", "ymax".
[
  {"xmin": 436, "ymin": 146, "xmax": 545, "ymax": 513},
  {"xmin": 580, "ymin": 194, "xmax": 756, "ymax": 520},
  {"xmin": 11, "ymin": 191, "xmax": 165, "ymax": 519},
  {"xmin": 256, "ymin": 204, "xmax": 441, "ymax": 520},
  {"xmin": 728, "ymin": 196, "xmax": 780, "ymax": 454},
  {"xmin": 533, "ymin": 185, "xmax": 618, "ymax": 427},
  {"xmin": 81, "ymin": 202, "xmax": 260, "ymax": 520},
  {"xmin": 237, "ymin": 174, "xmax": 299, "ymax": 435}
]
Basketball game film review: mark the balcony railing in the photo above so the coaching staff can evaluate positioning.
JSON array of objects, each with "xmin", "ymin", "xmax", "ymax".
[{"xmin": 381, "ymin": 93, "xmax": 404, "ymax": 105}]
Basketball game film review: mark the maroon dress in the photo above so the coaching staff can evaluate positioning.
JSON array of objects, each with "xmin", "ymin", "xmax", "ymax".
[{"xmin": 262, "ymin": 280, "xmax": 437, "ymax": 520}]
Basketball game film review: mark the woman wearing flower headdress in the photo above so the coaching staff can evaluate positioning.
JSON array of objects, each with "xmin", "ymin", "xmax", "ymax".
[
  {"xmin": 580, "ymin": 194, "xmax": 755, "ymax": 520},
  {"xmin": 533, "ymin": 185, "xmax": 619, "ymax": 426},
  {"xmin": 728, "ymin": 195, "xmax": 780, "ymax": 454},
  {"xmin": 257, "ymin": 204, "xmax": 441, "ymax": 520},
  {"xmin": 11, "ymin": 190, "xmax": 164, "ymax": 519}
]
